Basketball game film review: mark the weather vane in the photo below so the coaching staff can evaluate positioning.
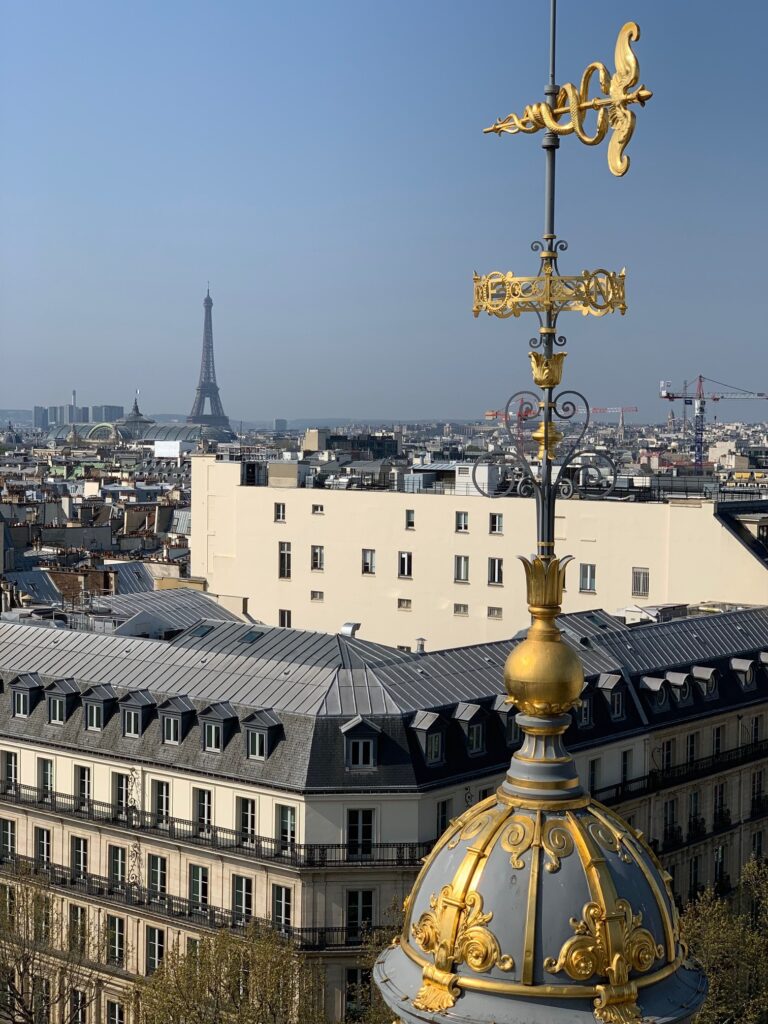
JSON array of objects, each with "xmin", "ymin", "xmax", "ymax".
[{"xmin": 472, "ymin": 12, "xmax": 653, "ymax": 559}]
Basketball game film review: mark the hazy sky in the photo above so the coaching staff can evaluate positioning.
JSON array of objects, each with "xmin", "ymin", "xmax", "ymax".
[{"xmin": 1, "ymin": 1, "xmax": 766, "ymax": 423}]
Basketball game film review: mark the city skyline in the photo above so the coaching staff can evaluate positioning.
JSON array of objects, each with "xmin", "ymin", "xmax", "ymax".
[{"xmin": 1, "ymin": 0, "xmax": 767, "ymax": 422}]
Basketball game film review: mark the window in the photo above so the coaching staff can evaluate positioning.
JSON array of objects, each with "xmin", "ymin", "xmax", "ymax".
[
  {"xmin": 152, "ymin": 780, "xmax": 170, "ymax": 825},
  {"xmin": 277, "ymin": 805, "xmax": 296, "ymax": 853},
  {"xmin": 86, "ymin": 703, "xmax": 103, "ymax": 731},
  {"xmin": 146, "ymin": 926, "xmax": 165, "ymax": 974},
  {"xmin": 12, "ymin": 691, "xmax": 28, "ymax": 718},
  {"xmin": 107, "ymin": 915, "xmax": 125, "ymax": 966},
  {"xmin": 274, "ymin": 502, "xmax": 286, "ymax": 522},
  {"xmin": 347, "ymin": 809, "xmax": 374, "ymax": 860},
  {"xmin": 108, "ymin": 845, "xmax": 126, "ymax": 885},
  {"xmin": 467, "ymin": 722, "xmax": 485, "ymax": 755},
  {"xmin": 712, "ymin": 725, "xmax": 723, "ymax": 757},
  {"xmin": 204, "ymin": 723, "xmax": 222, "ymax": 752},
  {"xmin": 361, "ymin": 549, "xmax": 376, "ymax": 575},
  {"xmin": 621, "ymin": 749, "xmax": 632, "ymax": 783},
  {"xmin": 579, "ymin": 699, "xmax": 592, "ymax": 727},
  {"xmin": 751, "ymin": 769, "xmax": 764, "ymax": 805},
  {"xmin": 489, "ymin": 512, "xmax": 503, "ymax": 534},
  {"xmin": 310, "ymin": 589, "xmax": 324, "ymax": 601},
  {"xmin": 506, "ymin": 717, "xmax": 521, "ymax": 745},
  {"xmin": 426, "ymin": 732, "xmax": 443, "ymax": 764},
  {"xmin": 488, "ymin": 557, "xmax": 503, "ymax": 585},
  {"xmin": 70, "ymin": 989, "xmax": 86, "ymax": 1024},
  {"xmin": 148, "ymin": 855, "xmax": 167, "ymax": 895},
  {"xmin": 311, "ymin": 503, "xmax": 324, "ymax": 515},
  {"xmin": 631, "ymin": 567, "xmax": 650, "ymax": 598},
  {"xmin": 478, "ymin": 786, "xmax": 495, "ymax": 800},
  {"xmin": 689, "ymin": 854, "xmax": 700, "ymax": 893},
  {"xmin": 32, "ymin": 978, "xmax": 51, "ymax": 1024},
  {"xmin": 588, "ymin": 758, "xmax": 600, "ymax": 793},
  {"xmin": 661, "ymin": 738, "xmax": 675, "ymax": 772},
  {"xmin": 189, "ymin": 864, "xmax": 209, "ymax": 907},
  {"xmin": 454, "ymin": 555, "xmax": 469, "ymax": 583},
  {"xmin": 113, "ymin": 773, "xmax": 129, "ymax": 814},
  {"xmin": 189, "ymin": 623, "xmax": 214, "ymax": 638},
  {"xmin": 71, "ymin": 836, "xmax": 88, "ymax": 877},
  {"xmin": 714, "ymin": 781, "xmax": 726, "ymax": 816},
  {"xmin": 163, "ymin": 716, "xmax": 180, "ymax": 744},
  {"xmin": 278, "ymin": 609, "xmax": 292, "ymax": 628},
  {"xmin": 38, "ymin": 758, "xmax": 53, "ymax": 796},
  {"xmin": 663, "ymin": 798, "xmax": 677, "ymax": 830},
  {"xmin": 405, "ymin": 509, "xmax": 415, "ymax": 529},
  {"xmin": 753, "ymin": 830, "xmax": 764, "ymax": 858},
  {"xmin": 436, "ymin": 799, "xmax": 452, "ymax": 835},
  {"xmin": 248, "ymin": 730, "xmax": 266, "ymax": 760},
  {"xmin": 611, "ymin": 691, "xmax": 624, "ymax": 719},
  {"xmin": 278, "ymin": 541, "xmax": 292, "ymax": 579},
  {"xmin": 346, "ymin": 967, "xmax": 372, "ymax": 1021},
  {"xmin": 75, "ymin": 766, "xmax": 91, "ymax": 806},
  {"xmin": 397, "ymin": 598, "xmax": 412, "ymax": 610},
  {"xmin": 310, "ymin": 544, "xmax": 324, "ymax": 571},
  {"xmin": 272, "ymin": 884, "xmax": 292, "ymax": 930},
  {"xmin": 453, "ymin": 603, "xmax": 469, "ymax": 616},
  {"xmin": 579, "ymin": 563, "xmax": 596, "ymax": 593},
  {"xmin": 123, "ymin": 708, "xmax": 140, "ymax": 737},
  {"xmin": 107, "ymin": 1002, "xmax": 125, "ymax": 1024},
  {"xmin": 49, "ymin": 696, "xmax": 64, "ymax": 725},
  {"xmin": 237, "ymin": 797, "xmax": 257, "ymax": 838},
  {"xmin": 35, "ymin": 827, "xmax": 51, "ymax": 865},
  {"xmin": 195, "ymin": 788, "xmax": 213, "ymax": 831},
  {"xmin": 686, "ymin": 732, "xmax": 699, "ymax": 765},
  {"xmin": 398, "ymin": 551, "xmax": 413, "ymax": 578},
  {"xmin": 455, "ymin": 511, "xmax": 469, "ymax": 533},
  {"xmin": 713, "ymin": 844, "xmax": 725, "ymax": 883},
  {"xmin": 752, "ymin": 715, "xmax": 762, "ymax": 745},
  {"xmin": 349, "ymin": 738, "xmax": 375, "ymax": 769},
  {"xmin": 0, "ymin": 820, "xmax": 15, "ymax": 857},
  {"xmin": 487, "ymin": 606, "xmax": 503, "ymax": 619},
  {"xmin": 232, "ymin": 875, "xmax": 253, "ymax": 922},
  {"xmin": 347, "ymin": 889, "xmax": 373, "ymax": 941}
]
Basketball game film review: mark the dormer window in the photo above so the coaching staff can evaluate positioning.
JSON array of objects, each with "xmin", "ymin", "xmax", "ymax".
[
  {"xmin": 579, "ymin": 699, "xmax": 592, "ymax": 727},
  {"xmin": 123, "ymin": 710, "xmax": 140, "ymax": 738},
  {"xmin": 248, "ymin": 730, "xmax": 266, "ymax": 761},
  {"xmin": 467, "ymin": 722, "xmax": 485, "ymax": 756},
  {"xmin": 427, "ymin": 732, "xmax": 443, "ymax": 764},
  {"xmin": 611, "ymin": 691, "xmax": 624, "ymax": 720},
  {"xmin": 349, "ymin": 738, "xmax": 374, "ymax": 768},
  {"xmin": 731, "ymin": 658, "xmax": 756, "ymax": 690},
  {"xmin": 506, "ymin": 717, "xmax": 520, "ymax": 745},
  {"xmin": 13, "ymin": 691, "xmax": 28, "ymax": 718},
  {"xmin": 49, "ymin": 697, "xmax": 65, "ymax": 726},
  {"xmin": 163, "ymin": 717, "xmax": 180, "ymax": 745},
  {"xmin": 86, "ymin": 704, "xmax": 103, "ymax": 732},
  {"xmin": 204, "ymin": 723, "xmax": 222, "ymax": 752},
  {"xmin": 656, "ymin": 688, "xmax": 668, "ymax": 709}
]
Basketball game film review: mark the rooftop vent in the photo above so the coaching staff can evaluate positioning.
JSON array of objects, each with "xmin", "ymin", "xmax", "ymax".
[
  {"xmin": 340, "ymin": 622, "xmax": 361, "ymax": 637},
  {"xmin": 415, "ymin": 637, "xmax": 426, "ymax": 654}
]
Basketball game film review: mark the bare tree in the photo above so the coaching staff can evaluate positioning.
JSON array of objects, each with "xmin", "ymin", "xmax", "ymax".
[
  {"xmin": 139, "ymin": 924, "xmax": 327, "ymax": 1024},
  {"xmin": 0, "ymin": 862, "xmax": 107, "ymax": 1024}
]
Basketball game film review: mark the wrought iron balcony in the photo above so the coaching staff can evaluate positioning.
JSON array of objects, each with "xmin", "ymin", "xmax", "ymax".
[
  {"xmin": 0, "ymin": 850, "xmax": 387, "ymax": 951},
  {"xmin": 662, "ymin": 824, "xmax": 684, "ymax": 851},
  {"xmin": 593, "ymin": 737, "xmax": 768, "ymax": 806},
  {"xmin": 0, "ymin": 781, "xmax": 433, "ymax": 869},
  {"xmin": 686, "ymin": 815, "xmax": 707, "ymax": 842},
  {"xmin": 713, "ymin": 807, "xmax": 732, "ymax": 832},
  {"xmin": 751, "ymin": 793, "xmax": 768, "ymax": 819}
]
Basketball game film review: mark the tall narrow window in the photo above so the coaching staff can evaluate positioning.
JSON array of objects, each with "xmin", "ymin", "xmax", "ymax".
[
  {"xmin": 38, "ymin": 758, "xmax": 53, "ymax": 797},
  {"xmin": 163, "ymin": 716, "xmax": 180, "ymax": 744},
  {"xmin": 113, "ymin": 773, "xmax": 129, "ymax": 816},
  {"xmin": 272, "ymin": 884, "xmax": 292, "ymax": 930},
  {"xmin": 631, "ymin": 567, "xmax": 650, "ymax": 598},
  {"xmin": 195, "ymin": 788, "xmax": 213, "ymax": 830},
  {"xmin": 86, "ymin": 703, "xmax": 103, "ymax": 732},
  {"xmin": 0, "ymin": 819, "xmax": 15, "ymax": 857},
  {"xmin": 12, "ymin": 691, "xmax": 29, "ymax": 718},
  {"xmin": 146, "ymin": 926, "xmax": 165, "ymax": 974},
  {"xmin": 436, "ymin": 799, "xmax": 452, "ymax": 835},
  {"xmin": 588, "ymin": 758, "xmax": 600, "ymax": 793},
  {"xmin": 346, "ymin": 889, "xmax": 373, "ymax": 942},
  {"xmin": 347, "ymin": 809, "xmax": 374, "ymax": 860},
  {"xmin": 189, "ymin": 865, "xmax": 209, "ymax": 907},
  {"xmin": 70, "ymin": 836, "xmax": 88, "ymax": 877},
  {"xmin": 2, "ymin": 752, "xmax": 17, "ymax": 791},
  {"xmin": 75, "ymin": 765, "xmax": 91, "ymax": 807},
  {"xmin": 621, "ymin": 749, "xmax": 632, "ymax": 783},
  {"xmin": 49, "ymin": 696, "xmax": 65, "ymax": 725},
  {"xmin": 361, "ymin": 549, "xmax": 376, "ymax": 575},
  {"xmin": 455, "ymin": 511, "xmax": 469, "ymax": 533},
  {"xmin": 107, "ymin": 1002, "xmax": 125, "ymax": 1024},
  {"xmin": 70, "ymin": 989, "xmax": 86, "ymax": 1024},
  {"xmin": 278, "ymin": 541, "xmax": 292, "ymax": 579},
  {"xmin": 237, "ymin": 797, "xmax": 257, "ymax": 839},
  {"xmin": 203, "ymin": 723, "xmax": 222, "ymax": 752},
  {"xmin": 467, "ymin": 722, "xmax": 485, "ymax": 755},
  {"xmin": 686, "ymin": 732, "xmax": 699, "ymax": 764},
  {"xmin": 579, "ymin": 563, "xmax": 596, "ymax": 593},
  {"xmin": 398, "ymin": 551, "xmax": 413, "ymax": 578},
  {"xmin": 232, "ymin": 875, "xmax": 254, "ymax": 922},
  {"xmin": 405, "ymin": 509, "xmax": 415, "ymax": 529},
  {"xmin": 107, "ymin": 915, "xmax": 125, "ymax": 966},
  {"xmin": 277, "ymin": 805, "xmax": 296, "ymax": 853},
  {"xmin": 148, "ymin": 854, "xmax": 167, "ymax": 896},
  {"xmin": 151, "ymin": 780, "xmax": 170, "ymax": 825},
  {"xmin": 310, "ymin": 545, "xmax": 325, "ymax": 571},
  {"xmin": 712, "ymin": 725, "xmax": 723, "ymax": 757},
  {"xmin": 247, "ymin": 730, "xmax": 266, "ymax": 761},
  {"xmin": 487, "ymin": 557, "xmax": 503, "ymax": 585},
  {"xmin": 123, "ymin": 708, "xmax": 140, "ymax": 737},
  {"xmin": 108, "ymin": 845, "xmax": 126, "ymax": 885},
  {"xmin": 278, "ymin": 609, "xmax": 292, "ymax": 628},
  {"xmin": 274, "ymin": 502, "xmax": 286, "ymax": 522},
  {"xmin": 489, "ymin": 512, "xmax": 503, "ymax": 534}
]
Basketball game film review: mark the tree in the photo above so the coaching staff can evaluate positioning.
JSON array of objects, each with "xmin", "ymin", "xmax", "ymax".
[
  {"xmin": 680, "ymin": 859, "xmax": 768, "ymax": 1024},
  {"xmin": 0, "ymin": 862, "xmax": 106, "ymax": 1024},
  {"xmin": 345, "ymin": 899, "xmax": 404, "ymax": 1024},
  {"xmin": 139, "ymin": 925, "xmax": 327, "ymax": 1024}
]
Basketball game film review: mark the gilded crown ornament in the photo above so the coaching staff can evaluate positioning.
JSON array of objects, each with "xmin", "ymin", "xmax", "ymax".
[{"xmin": 374, "ymin": 5, "xmax": 706, "ymax": 1024}]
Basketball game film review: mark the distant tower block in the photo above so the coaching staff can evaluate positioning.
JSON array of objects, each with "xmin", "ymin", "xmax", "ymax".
[{"xmin": 187, "ymin": 289, "xmax": 230, "ymax": 429}]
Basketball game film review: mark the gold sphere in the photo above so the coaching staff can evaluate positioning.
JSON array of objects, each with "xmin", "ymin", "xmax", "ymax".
[{"xmin": 503, "ymin": 621, "xmax": 583, "ymax": 715}]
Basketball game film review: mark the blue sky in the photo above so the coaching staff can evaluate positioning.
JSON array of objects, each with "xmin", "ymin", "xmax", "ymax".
[{"xmin": 1, "ymin": 1, "xmax": 766, "ymax": 423}]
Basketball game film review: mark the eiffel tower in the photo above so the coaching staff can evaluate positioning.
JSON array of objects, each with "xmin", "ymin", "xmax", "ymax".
[{"xmin": 187, "ymin": 288, "xmax": 230, "ymax": 428}]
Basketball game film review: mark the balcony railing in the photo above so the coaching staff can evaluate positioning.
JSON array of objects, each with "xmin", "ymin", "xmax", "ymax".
[
  {"xmin": 687, "ymin": 815, "xmax": 707, "ymax": 842},
  {"xmin": 593, "ymin": 737, "xmax": 768, "ymax": 806},
  {"xmin": 713, "ymin": 807, "xmax": 732, "ymax": 832},
  {"xmin": 752, "ymin": 793, "xmax": 768, "ymax": 818},
  {"xmin": 662, "ymin": 824, "xmax": 684, "ymax": 851},
  {"xmin": 0, "ymin": 851, "xmax": 387, "ymax": 951},
  {"xmin": 0, "ymin": 782, "xmax": 433, "ymax": 869}
]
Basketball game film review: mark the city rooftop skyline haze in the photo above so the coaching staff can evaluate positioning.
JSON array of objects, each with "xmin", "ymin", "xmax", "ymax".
[{"xmin": 1, "ymin": 0, "xmax": 766, "ymax": 423}]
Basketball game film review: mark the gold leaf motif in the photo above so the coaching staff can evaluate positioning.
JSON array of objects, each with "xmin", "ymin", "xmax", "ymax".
[
  {"xmin": 446, "ymin": 812, "xmax": 494, "ymax": 850},
  {"xmin": 544, "ymin": 899, "xmax": 662, "ymax": 985},
  {"xmin": 412, "ymin": 888, "xmax": 514, "ymax": 981},
  {"xmin": 588, "ymin": 819, "xmax": 632, "ymax": 864},
  {"xmin": 529, "ymin": 351, "xmax": 566, "ymax": 388},
  {"xmin": 500, "ymin": 814, "xmax": 535, "ymax": 868},
  {"xmin": 542, "ymin": 819, "xmax": 575, "ymax": 872}
]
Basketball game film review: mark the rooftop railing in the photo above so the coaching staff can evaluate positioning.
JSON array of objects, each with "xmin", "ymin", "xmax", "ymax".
[
  {"xmin": 0, "ymin": 850, "xmax": 387, "ymax": 951},
  {"xmin": 0, "ymin": 781, "xmax": 434, "ymax": 869}
]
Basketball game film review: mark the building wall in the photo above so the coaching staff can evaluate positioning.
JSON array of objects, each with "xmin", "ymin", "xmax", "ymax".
[{"xmin": 191, "ymin": 456, "xmax": 768, "ymax": 649}]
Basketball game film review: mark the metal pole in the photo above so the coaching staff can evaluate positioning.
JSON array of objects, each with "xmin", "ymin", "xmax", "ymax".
[{"xmin": 539, "ymin": 0, "xmax": 559, "ymax": 558}]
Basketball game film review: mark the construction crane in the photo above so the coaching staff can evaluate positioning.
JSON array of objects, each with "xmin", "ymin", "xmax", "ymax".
[{"xmin": 660, "ymin": 375, "xmax": 768, "ymax": 473}]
